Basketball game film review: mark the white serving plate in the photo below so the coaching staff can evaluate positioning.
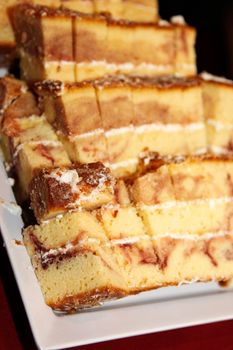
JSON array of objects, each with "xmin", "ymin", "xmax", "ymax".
[{"xmin": 1, "ymin": 158, "xmax": 233, "ymax": 350}]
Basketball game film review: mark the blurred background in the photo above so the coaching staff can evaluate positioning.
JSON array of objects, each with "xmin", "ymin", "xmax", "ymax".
[{"xmin": 160, "ymin": 0, "xmax": 233, "ymax": 79}]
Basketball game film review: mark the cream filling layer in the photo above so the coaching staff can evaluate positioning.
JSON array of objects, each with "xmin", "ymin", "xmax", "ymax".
[
  {"xmin": 25, "ymin": 58, "xmax": 196, "ymax": 76},
  {"xmin": 38, "ymin": 230, "xmax": 233, "ymax": 264},
  {"xmin": 171, "ymin": 15, "xmax": 186, "ymax": 25},
  {"xmin": 200, "ymin": 71, "xmax": 233, "ymax": 85},
  {"xmin": 66, "ymin": 180, "xmax": 113, "ymax": 208},
  {"xmin": 136, "ymin": 122, "xmax": 205, "ymax": 133},
  {"xmin": 193, "ymin": 147, "xmax": 207, "ymax": 155},
  {"xmin": 47, "ymin": 169, "xmax": 82, "ymax": 193},
  {"xmin": 76, "ymin": 60, "xmax": 173, "ymax": 72},
  {"xmin": 45, "ymin": 167, "xmax": 114, "ymax": 206},
  {"xmin": 13, "ymin": 140, "xmax": 63, "ymax": 158},
  {"xmin": 69, "ymin": 128, "xmax": 104, "ymax": 140},
  {"xmin": 105, "ymin": 125, "xmax": 134, "ymax": 137},
  {"xmin": 45, "ymin": 61, "xmax": 75, "ymax": 68},
  {"xmin": 139, "ymin": 196, "xmax": 233, "ymax": 211},
  {"xmin": 76, "ymin": 60, "xmax": 196, "ymax": 73},
  {"xmin": 70, "ymin": 122, "xmax": 206, "ymax": 140},
  {"xmin": 207, "ymin": 119, "xmax": 233, "ymax": 131},
  {"xmin": 109, "ymin": 158, "xmax": 138, "ymax": 170},
  {"xmin": 209, "ymin": 146, "xmax": 232, "ymax": 154}
]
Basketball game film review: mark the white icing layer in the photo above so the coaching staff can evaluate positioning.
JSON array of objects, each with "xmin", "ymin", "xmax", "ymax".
[
  {"xmin": 194, "ymin": 147, "xmax": 207, "ymax": 155},
  {"xmin": 152, "ymin": 231, "xmax": 230, "ymax": 241},
  {"xmin": 76, "ymin": 60, "xmax": 173, "ymax": 73},
  {"xmin": 139, "ymin": 196, "xmax": 233, "ymax": 211},
  {"xmin": 134, "ymin": 62, "xmax": 173, "ymax": 72},
  {"xmin": 71, "ymin": 122, "xmax": 205, "ymax": 144},
  {"xmin": 158, "ymin": 19, "xmax": 170, "ymax": 26},
  {"xmin": 200, "ymin": 72, "xmax": 233, "ymax": 85},
  {"xmin": 207, "ymin": 119, "xmax": 233, "ymax": 131},
  {"xmin": 76, "ymin": 60, "xmax": 105, "ymax": 68},
  {"xmin": 46, "ymin": 167, "xmax": 111, "ymax": 202},
  {"xmin": 45, "ymin": 61, "xmax": 75, "ymax": 67},
  {"xmin": 69, "ymin": 128, "xmax": 104, "ymax": 140},
  {"xmin": 105, "ymin": 125, "xmax": 134, "ymax": 137},
  {"xmin": 107, "ymin": 236, "xmax": 148, "ymax": 246},
  {"xmin": 109, "ymin": 158, "xmax": 138, "ymax": 170},
  {"xmin": 41, "ymin": 243, "xmax": 74, "ymax": 266},
  {"xmin": 38, "ymin": 230, "xmax": 233, "ymax": 263},
  {"xmin": 136, "ymin": 122, "xmax": 205, "ymax": 133},
  {"xmin": 68, "ymin": 174, "xmax": 113, "ymax": 208},
  {"xmin": 171, "ymin": 15, "xmax": 186, "ymax": 25},
  {"xmin": 209, "ymin": 146, "xmax": 231, "ymax": 155},
  {"xmin": 13, "ymin": 140, "xmax": 62, "ymax": 158},
  {"xmin": 47, "ymin": 169, "xmax": 81, "ymax": 193}
]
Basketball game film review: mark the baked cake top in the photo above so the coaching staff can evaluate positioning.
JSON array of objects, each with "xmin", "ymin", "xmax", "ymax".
[
  {"xmin": 200, "ymin": 72, "xmax": 233, "ymax": 87},
  {"xmin": 10, "ymin": 3, "xmax": 195, "ymax": 29},
  {"xmin": 34, "ymin": 75, "xmax": 201, "ymax": 97}
]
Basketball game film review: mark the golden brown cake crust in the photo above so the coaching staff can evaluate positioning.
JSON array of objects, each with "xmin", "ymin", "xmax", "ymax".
[
  {"xmin": 200, "ymin": 73, "xmax": 233, "ymax": 88},
  {"xmin": 10, "ymin": 3, "xmax": 194, "ymax": 29},
  {"xmin": 125, "ymin": 151, "xmax": 233, "ymax": 183},
  {"xmin": 28, "ymin": 228, "xmax": 232, "ymax": 312},
  {"xmin": 0, "ymin": 76, "xmax": 26, "ymax": 112},
  {"xmin": 37, "ymin": 278, "xmax": 231, "ymax": 312},
  {"xmin": 9, "ymin": 3, "xmax": 75, "ymax": 20},
  {"xmin": 49, "ymin": 286, "xmax": 127, "ymax": 312},
  {"xmin": 49, "ymin": 282, "xmax": 197, "ymax": 312},
  {"xmin": 34, "ymin": 80, "xmax": 92, "ymax": 96},
  {"xmin": 95, "ymin": 75, "xmax": 200, "ymax": 89},
  {"xmin": 30, "ymin": 162, "xmax": 114, "ymax": 221},
  {"xmin": 34, "ymin": 75, "xmax": 201, "ymax": 97}
]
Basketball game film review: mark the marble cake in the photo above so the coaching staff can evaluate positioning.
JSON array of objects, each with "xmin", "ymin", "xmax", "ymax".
[
  {"xmin": 23, "ymin": 155, "xmax": 233, "ymax": 311},
  {"xmin": 10, "ymin": 4, "xmax": 196, "ymax": 82},
  {"xmin": 35, "ymin": 75, "xmax": 206, "ymax": 177}
]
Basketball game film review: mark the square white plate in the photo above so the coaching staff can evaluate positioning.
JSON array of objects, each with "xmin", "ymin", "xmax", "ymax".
[{"xmin": 1, "ymin": 159, "xmax": 233, "ymax": 350}]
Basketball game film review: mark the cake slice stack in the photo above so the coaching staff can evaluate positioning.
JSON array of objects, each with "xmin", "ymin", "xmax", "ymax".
[
  {"xmin": 23, "ymin": 156, "xmax": 233, "ymax": 311},
  {"xmin": 9, "ymin": 4, "xmax": 196, "ymax": 83},
  {"xmin": 201, "ymin": 72, "xmax": 233, "ymax": 155},
  {"xmin": 0, "ymin": 77, "xmax": 71, "ymax": 201},
  {"xmin": 0, "ymin": 0, "xmax": 159, "ymax": 66},
  {"xmin": 30, "ymin": 162, "xmax": 116, "ymax": 222},
  {"xmin": 0, "ymin": 0, "xmax": 232, "ymax": 315},
  {"xmin": 2, "ymin": 115, "xmax": 71, "ymax": 201},
  {"xmin": 35, "ymin": 75, "xmax": 207, "ymax": 177}
]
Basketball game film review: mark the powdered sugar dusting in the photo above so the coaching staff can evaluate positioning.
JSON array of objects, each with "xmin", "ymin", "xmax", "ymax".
[
  {"xmin": 48, "ymin": 169, "xmax": 82, "ymax": 193},
  {"xmin": 35, "ymin": 80, "xmax": 65, "ymax": 96},
  {"xmin": 158, "ymin": 19, "xmax": 170, "ymax": 26},
  {"xmin": 171, "ymin": 15, "xmax": 186, "ymax": 25},
  {"xmin": 200, "ymin": 72, "xmax": 233, "ymax": 85},
  {"xmin": 43, "ymin": 163, "xmax": 115, "ymax": 208}
]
